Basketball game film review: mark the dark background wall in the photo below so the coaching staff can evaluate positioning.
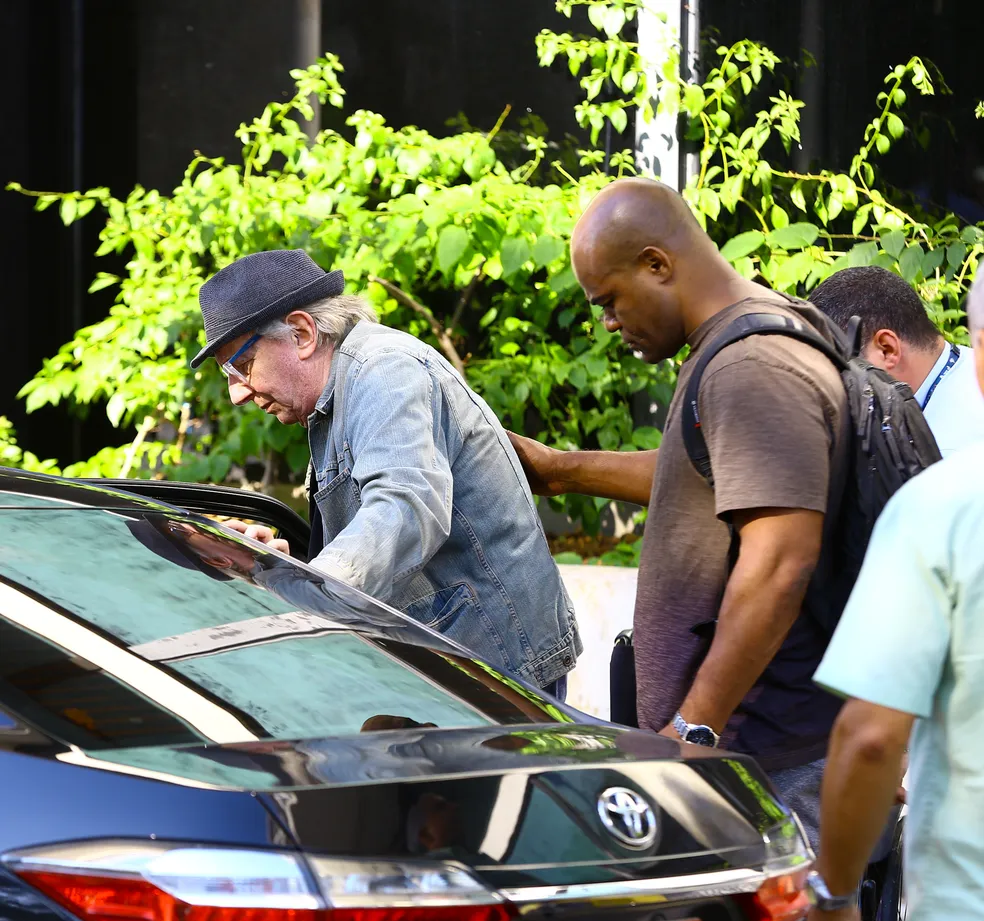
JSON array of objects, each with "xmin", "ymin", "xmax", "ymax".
[{"xmin": 1, "ymin": 0, "xmax": 981, "ymax": 465}]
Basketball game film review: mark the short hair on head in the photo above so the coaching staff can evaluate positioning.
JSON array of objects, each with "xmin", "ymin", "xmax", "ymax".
[
  {"xmin": 967, "ymin": 272, "xmax": 984, "ymax": 334},
  {"xmin": 808, "ymin": 265, "xmax": 940, "ymax": 350},
  {"xmin": 257, "ymin": 293, "xmax": 378, "ymax": 347}
]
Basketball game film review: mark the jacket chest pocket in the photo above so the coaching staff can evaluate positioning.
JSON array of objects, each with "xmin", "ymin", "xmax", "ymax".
[{"xmin": 314, "ymin": 466, "xmax": 362, "ymax": 543}]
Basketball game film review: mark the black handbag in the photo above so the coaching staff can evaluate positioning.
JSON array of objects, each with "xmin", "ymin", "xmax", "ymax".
[{"xmin": 609, "ymin": 629, "xmax": 638, "ymax": 727}]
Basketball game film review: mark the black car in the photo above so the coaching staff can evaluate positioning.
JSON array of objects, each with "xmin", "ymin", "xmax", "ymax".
[{"xmin": 0, "ymin": 467, "xmax": 817, "ymax": 921}]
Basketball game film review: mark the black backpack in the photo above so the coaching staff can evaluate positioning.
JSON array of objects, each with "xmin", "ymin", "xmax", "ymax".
[{"xmin": 681, "ymin": 309, "xmax": 943, "ymax": 634}]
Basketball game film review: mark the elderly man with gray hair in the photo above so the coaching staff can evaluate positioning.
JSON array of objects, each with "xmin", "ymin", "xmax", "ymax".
[
  {"xmin": 191, "ymin": 250, "xmax": 580, "ymax": 697},
  {"xmin": 803, "ymin": 272, "xmax": 984, "ymax": 919}
]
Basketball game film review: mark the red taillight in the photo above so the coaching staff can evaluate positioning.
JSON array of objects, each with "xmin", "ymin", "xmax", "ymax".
[
  {"xmin": 736, "ymin": 869, "xmax": 811, "ymax": 921},
  {"xmin": 18, "ymin": 872, "xmax": 515, "ymax": 921},
  {"xmin": 19, "ymin": 872, "xmax": 320, "ymax": 921},
  {"xmin": 7, "ymin": 844, "xmax": 513, "ymax": 921}
]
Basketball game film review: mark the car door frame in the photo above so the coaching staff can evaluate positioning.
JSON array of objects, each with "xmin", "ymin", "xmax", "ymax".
[{"xmin": 81, "ymin": 479, "xmax": 314, "ymax": 562}]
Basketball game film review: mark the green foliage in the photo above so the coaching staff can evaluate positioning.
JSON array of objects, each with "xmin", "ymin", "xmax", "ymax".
[
  {"xmin": 0, "ymin": 417, "xmax": 60, "ymax": 475},
  {"xmin": 6, "ymin": 0, "xmax": 983, "ymax": 560}
]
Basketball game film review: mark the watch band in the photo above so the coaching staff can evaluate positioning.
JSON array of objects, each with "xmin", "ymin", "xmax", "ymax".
[
  {"xmin": 806, "ymin": 872, "xmax": 855, "ymax": 911},
  {"xmin": 672, "ymin": 712, "xmax": 720, "ymax": 747}
]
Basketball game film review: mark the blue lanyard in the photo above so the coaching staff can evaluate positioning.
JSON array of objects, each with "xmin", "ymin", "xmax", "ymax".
[{"xmin": 921, "ymin": 344, "xmax": 960, "ymax": 410}]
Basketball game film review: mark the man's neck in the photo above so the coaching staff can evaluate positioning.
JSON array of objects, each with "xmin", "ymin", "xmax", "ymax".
[
  {"xmin": 906, "ymin": 338, "xmax": 947, "ymax": 394},
  {"xmin": 681, "ymin": 275, "xmax": 781, "ymax": 339}
]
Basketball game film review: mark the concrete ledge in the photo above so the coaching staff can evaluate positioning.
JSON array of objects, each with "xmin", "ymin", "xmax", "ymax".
[{"xmin": 558, "ymin": 564, "xmax": 638, "ymax": 719}]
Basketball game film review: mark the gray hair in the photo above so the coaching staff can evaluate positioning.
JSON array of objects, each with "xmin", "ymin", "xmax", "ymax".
[
  {"xmin": 257, "ymin": 294, "xmax": 378, "ymax": 347},
  {"xmin": 968, "ymin": 271, "xmax": 984, "ymax": 334}
]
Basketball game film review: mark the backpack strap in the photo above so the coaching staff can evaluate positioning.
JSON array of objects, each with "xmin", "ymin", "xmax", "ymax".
[
  {"xmin": 845, "ymin": 315, "xmax": 864, "ymax": 359},
  {"xmin": 682, "ymin": 312, "xmax": 848, "ymax": 486}
]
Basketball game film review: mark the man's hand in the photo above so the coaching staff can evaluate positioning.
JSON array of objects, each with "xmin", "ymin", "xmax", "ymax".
[
  {"xmin": 507, "ymin": 432, "xmax": 569, "ymax": 497},
  {"xmin": 506, "ymin": 431, "xmax": 657, "ymax": 506},
  {"xmin": 222, "ymin": 519, "xmax": 291, "ymax": 555}
]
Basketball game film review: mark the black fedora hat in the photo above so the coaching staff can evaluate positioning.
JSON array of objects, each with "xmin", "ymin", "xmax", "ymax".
[{"xmin": 191, "ymin": 249, "xmax": 345, "ymax": 368}]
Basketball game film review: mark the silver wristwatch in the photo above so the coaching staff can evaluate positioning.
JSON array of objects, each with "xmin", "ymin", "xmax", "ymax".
[
  {"xmin": 672, "ymin": 712, "xmax": 720, "ymax": 748},
  {"xmin": 805, "ymin": 871, "xmax": 855, "ymax": 912}
]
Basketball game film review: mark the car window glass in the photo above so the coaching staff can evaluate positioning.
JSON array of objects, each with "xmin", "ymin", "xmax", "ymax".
[{"xmin": 0, "ymin": 503, "xmax": 567, "ymax": 749}]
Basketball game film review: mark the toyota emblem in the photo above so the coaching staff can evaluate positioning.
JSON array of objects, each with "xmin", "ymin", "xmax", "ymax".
[{"xmin": 597, "ymin": 786, "xmax": 658, "ymax": 849}]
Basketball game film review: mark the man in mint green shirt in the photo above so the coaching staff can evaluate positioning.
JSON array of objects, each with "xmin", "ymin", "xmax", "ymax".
[{"xmin": 807, "ymin": 273, "xmax": 984, "ymax": 921}]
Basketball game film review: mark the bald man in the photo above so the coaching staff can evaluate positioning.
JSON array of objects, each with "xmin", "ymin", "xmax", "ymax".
[{"xmin": 511, "ymin": 178, "xmax": 850, "ymax": 846}]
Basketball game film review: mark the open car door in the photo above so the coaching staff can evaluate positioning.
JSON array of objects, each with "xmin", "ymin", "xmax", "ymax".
[{"xmin": 81, "ymin": 479, "xmax": 314, "ymax": 563}]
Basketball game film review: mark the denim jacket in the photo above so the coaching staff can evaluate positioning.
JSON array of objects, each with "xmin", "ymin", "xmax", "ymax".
[{"xmin": 306, "ymin": 321, "xmax": 581, "ymax": 687}]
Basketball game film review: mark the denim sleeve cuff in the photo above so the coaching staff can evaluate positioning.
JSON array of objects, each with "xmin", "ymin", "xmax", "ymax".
[{"xmin": 309, "ymin": 550, "xmax": 363, "ymax": 590}]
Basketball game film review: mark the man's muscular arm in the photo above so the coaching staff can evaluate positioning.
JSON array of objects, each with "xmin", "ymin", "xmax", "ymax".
[
  {"xmin": 507, "ymin": 432, "xmax": 656, "ymax": 506},
  {"xmin": 665, "ymin": 507, "xmax": 823, "ymax": 734}
]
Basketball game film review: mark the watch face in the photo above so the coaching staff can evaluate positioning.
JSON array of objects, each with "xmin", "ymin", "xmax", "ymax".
[{"xmin": 684, "ymin": 726, "xmax": 717, "ymax": 747}]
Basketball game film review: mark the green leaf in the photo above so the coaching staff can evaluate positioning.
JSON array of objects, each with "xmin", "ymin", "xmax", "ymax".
[
  {"xmin": 501, "ymin": 235, "xmax": 532, "ymax": 278},
  {"xmin": 549, "ymin": 267, "xmax": 578, "ymax": 293},
  {"xmin": 898, "ymin": 243, "xmax": 924, "ymax": 283},
  {"xmin": 286, "ymin": 441, "xmax": 310, "ymax": 474},
  {"xmin": 553, "ymin": 552, "xmax": 584, "ymax": 565},
  {"xmin": 921, "ymin": 247, "xmax": 945, "ymax": 278},
  {"xmin": 885, "ymin": 113, "xmax": 905, "ymax": 140},
  {"xmin": 532, "ymin": 234, "xmax": 565, "ymax": 268},
  {"xmin": 770, "ymin": 204, "xmax": 789, "ymax": 229},
  {"xmin": 59, "ymin": 198, "xmax": 78, "ymax": 225},
  {"xmin": 682, "ymin": 84, "xmax": 705, "ymax": 117},
  {"xmin": 602, "ymin": 5, "xmax": 626, "ymax": 36},
  {"xmin": 879, "ymin": 230, "xmax": 906, "ymax": 258},
  {"xmin": 631, "ymin": 427, "xmax": 662, "ymax": 449},
  {"xmin": 436, "ymin": 225, "xmax": 468, "ymax": 274},
  {"xmin": 947, "ymin": 242, "xmax": 968, "ymax": 269},
  {"xmin": 790, "ymin": 181, "xmax": 807, "ymax": 212},
  {"xmin": 766, "ymin": 222, "xmax": 820, "ymax": 250},
  {"xmin": 608, "ymin": 107, "xmax": 628, "ymax": 135},
  {"xmin": 106, "ymin": 393, "xmax": 127, "ymax": 428},
  {"xmin": 719, "ymin": 230, "xmax": 765, "ymax": 262},
  {"xmin": 852, "ymin": 205, "xmax": 871, "ymax": 236},
  {"xmin": 587, "ymin": 3, "xmax": 606, "ymax": 32},
  {"xmin": 847, "ymin": 242, "xmax": 879, "ymax": 267},
  {"xmin": 209, "ymin": 453, "xmax": 232, "ymax": 483},
  {"xmin": 87, "ymin": 273, "xmax": 120, "ymax": 294},
  {"xmin": 960, "ymin": 226, "xmax": 982, "ymax": 244},
  {"xmin": 772, "ymin": 251, "xmax": 817, "ymax": 291},
  {"xmin": 697, "ymin": 188, "xmax": 721, "ymax": 221},
  {"xmin": 874, "ymin": 133, "xmax": 891, "ymax": 155}
]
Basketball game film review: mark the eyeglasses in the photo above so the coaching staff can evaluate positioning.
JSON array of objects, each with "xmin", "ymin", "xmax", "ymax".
[{"xmin": 219, "ymin": 334, "xmax": 261, "ymax": 386}]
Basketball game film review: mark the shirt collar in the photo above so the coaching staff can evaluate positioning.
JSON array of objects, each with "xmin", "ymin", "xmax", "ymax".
[
  {"xmin": 912, "ymin": 341, "xmax": 951, "ymax": 406},
  {"xmin": 308, "ymin": 344, "xmax": 339, "ymax": 424}
]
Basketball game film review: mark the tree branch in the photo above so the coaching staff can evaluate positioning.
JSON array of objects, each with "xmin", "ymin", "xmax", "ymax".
[
  {"xmin": 368, "ymin": 275, "xmax": 467, "ymax": 377},
  {"xmin": 450, "ymin": 261, "xmax": 486, "ymax": 332},
  {"xmin": 118, "ymin": 415, "xmax": 156, "ymax": 479}
]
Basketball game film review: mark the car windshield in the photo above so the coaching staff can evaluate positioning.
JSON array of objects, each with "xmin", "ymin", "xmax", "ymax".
[{"xmin": 0, "ymin": 491, "xmax": 568, "ymax": 751}]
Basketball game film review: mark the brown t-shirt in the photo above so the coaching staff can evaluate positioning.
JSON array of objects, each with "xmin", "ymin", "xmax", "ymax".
[{"xmin": 634, "ymin": 295, "xmax": 850, "ymax": 772}]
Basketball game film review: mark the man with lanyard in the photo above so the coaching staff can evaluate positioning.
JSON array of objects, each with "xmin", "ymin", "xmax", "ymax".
[{"xmin": 810, "ymin": 265, "xmax": 984, "ymax": 457}]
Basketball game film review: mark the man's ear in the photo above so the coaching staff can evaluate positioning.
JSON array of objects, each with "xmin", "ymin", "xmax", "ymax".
[
  {"xmin": 638, "ymin": 245, "xmax": 673, "ymax": 281},
  {"xmin": 867, "ymin": 328, "xmax": 904, "ymax": 371},
  {"xmin": 284, "ymin": 311, "xmax": 320, "ymax": 359}
]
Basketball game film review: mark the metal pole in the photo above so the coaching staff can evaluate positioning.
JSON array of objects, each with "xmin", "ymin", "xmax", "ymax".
[
  {"xmin": 71, "ymin": 0, "xmax": 84, "ymax": 460},
  {"xmin": 633, "ymin": 0, "xmax": 699, "ymax": 191},
  {"xmin": 296, "ymin": 0, "xmax": 322, "ymax": 140},
  {"xmin": 795, "ymin": 0, "xmax": 823, "ymax": 172}
]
